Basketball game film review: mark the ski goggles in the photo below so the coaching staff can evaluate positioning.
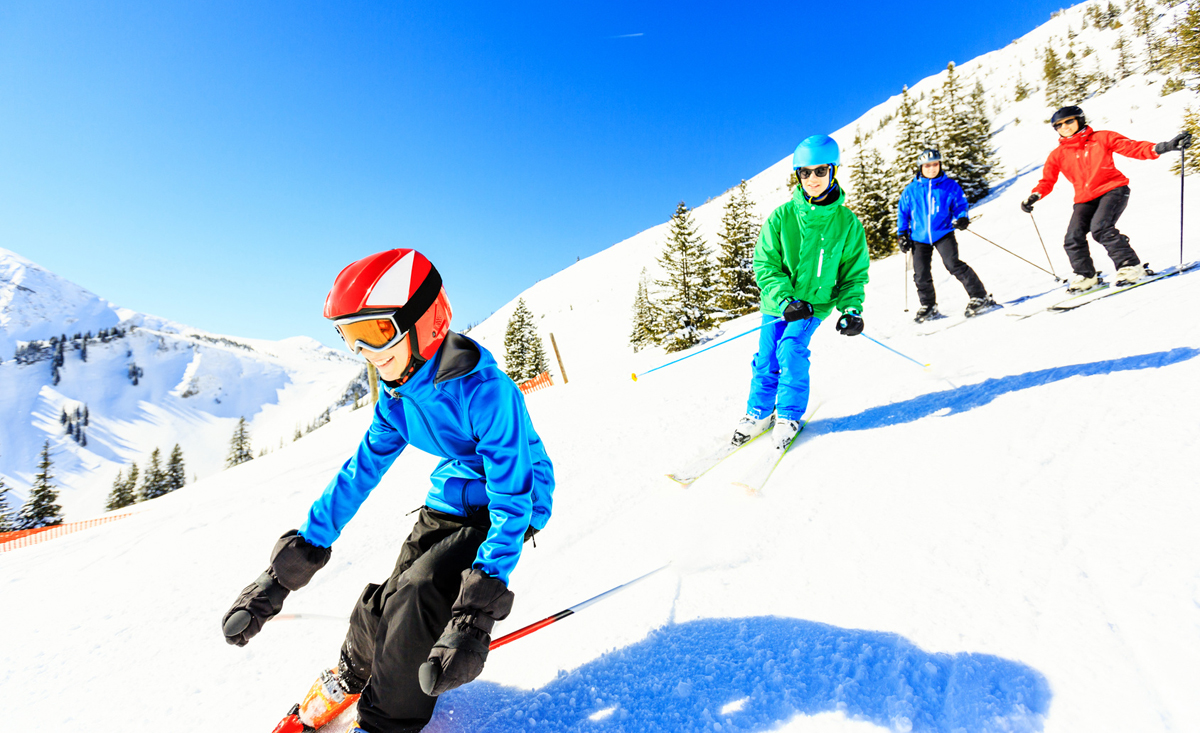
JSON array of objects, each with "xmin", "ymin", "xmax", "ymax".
[
  {"xmin": 1052, "ymin": 117, "xmax": 1079, "ymax": 130},
  {"xmin": 334, "ymin": 312, "xmax": 410, "ymax": 354},
  {"xmin": 796, "ymin": 165, "xmax": 831, "ymax": 179}
]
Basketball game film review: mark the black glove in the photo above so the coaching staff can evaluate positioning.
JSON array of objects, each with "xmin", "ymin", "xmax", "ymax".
[
  {"xmin": 782, "ymin": 299, "xmax": 814, "ymax": 322},
  {"xmin": 954, "ymin": 217, "xmax": 970, "ymax": 231},
  {"xmin": 419, "ymin": 568, "xmax": 514, "ymax": 696},
  {"xmin": 1154, "ymin": 131, "xmax": 1193, "ymax": 154},
  {"xmin": 898, "ymin": 232, "xmax": 912, "ymax": 253},
  {"xmin": 1020, "ymin": 194, "xmax": 1040, "ymax": 214},
  {"xmin": 836, "ymin": 310, "xmax": 864, "ymax": 336},
  {"xmin": 221, "ymin": 530, "xmax": 331, "ymax": 647}
]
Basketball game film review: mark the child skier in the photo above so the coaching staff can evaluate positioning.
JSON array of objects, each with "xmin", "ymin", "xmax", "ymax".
[
  {"xmin": 1021, "ymin": 105, "xmax": 1192, "ymax": 292},
  {"xmin": 731, "ymin": 134, "xmax": 870, "ymax": 450},
  {"xmin": 221, "ymin": 249, "xmax": 555, "ymax": 733},
  {"xmin": 897, "ymin": 148, "xmax": 995, "ymax": 321}
]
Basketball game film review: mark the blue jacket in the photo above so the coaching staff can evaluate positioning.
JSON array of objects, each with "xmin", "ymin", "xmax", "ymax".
[
  {"xmin": 299, "ymin": 333, "xmax": 554, "ymax": 585},
  {"xmin": 897, "ymin": 173, "xmax": 970, "ymax": 245}
]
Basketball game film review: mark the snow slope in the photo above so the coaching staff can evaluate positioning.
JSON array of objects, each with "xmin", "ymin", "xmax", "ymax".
[
  {"xmin": 0, "ymin": 246, "xmax": 366, "ymax": 519},
  {"xmin": 3, "ymin": 1, "xmax": 1200, "ymax": 732}
]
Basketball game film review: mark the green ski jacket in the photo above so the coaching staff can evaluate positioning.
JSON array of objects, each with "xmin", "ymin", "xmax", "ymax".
[{"xmin": 754, "ymin": 186, "xmax": 870, "ymax": 320}]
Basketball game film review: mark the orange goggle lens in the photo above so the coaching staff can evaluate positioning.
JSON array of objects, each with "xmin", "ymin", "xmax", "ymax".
[{"xmin": 336, "ymin": 317, "xmax": 402, "ymax": 353}]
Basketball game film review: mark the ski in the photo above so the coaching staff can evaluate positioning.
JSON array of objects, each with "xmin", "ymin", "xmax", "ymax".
[
  {"xmin": 1008, "ymin": 278, "xmax": 1110, "ymax": 320},
  {"xmin": 666, "ymin": 426, "xmax": 769, "ymax": 486},
  {"xmin": 916, "ymin": 302, "xmax": 1003, "ymax": 335},
  {"xmin": 732, "ymin": 404, "xmax": 822, "ymax": 496},
  {"xmin": 1046, "ymin": 261, "xmax": 1198, "ymax": 311}
]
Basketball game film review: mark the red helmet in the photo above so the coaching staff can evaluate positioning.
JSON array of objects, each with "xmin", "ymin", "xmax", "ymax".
[{"xmin": 325, "ymin": 249, "xmax": 452, "ymax": 382}]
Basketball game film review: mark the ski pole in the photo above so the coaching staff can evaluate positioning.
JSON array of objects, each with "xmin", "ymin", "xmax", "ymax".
[
  {"xmin": 1181, "ymin": 145, "xmax": 1186, "ymax": 267},
  {"xmin": 632, "ymin": 318, "xmax": 782, "ymax": 381},
  {"xmin": 489, "ymin": 564, "xmax": 670, "ymax": 650},
  {"xmin": 904, "ymin": 251, "xmax": 910, "ymax": 312},
  {"xmin": 860, "ymin": 332, "xmax": 930, "ymax": 370},
  {"xmin": 963, "ymin": 227, "xmax": 1065, "ymax": 282},
  {"xmin": 1027, "ymin": 211, "xmax": 1059, "ymax": 279}
]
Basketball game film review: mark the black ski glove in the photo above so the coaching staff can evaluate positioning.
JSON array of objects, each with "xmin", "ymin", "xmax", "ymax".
[
  {"xmin": 1020, "ymin": 194, "xmax": 1040, "ymax": 213},
  {"xmin": 954, "ymin": 217, "xmax": 970, "ymax": 231},
  {"xmin": 836, "ymin": 310, "xmax": 864, "ymax": 336},
  {"xmin": 221, "ymin": 529, "xmax": 331, "ymax": 647},
  {"xmin": 419, "ymin": 568, "xmax": 514, "ymax": 696},
  {"xmin": 782, "ymin": 299, "xmax": 814, "ymax": 322},
  {"xmin": 898, "ymin": 232, "xmax": 912, "ymax": 253},
  {"xmin": 1154, "ymin": 131, "xmax": 1193, "ymax": 154}
]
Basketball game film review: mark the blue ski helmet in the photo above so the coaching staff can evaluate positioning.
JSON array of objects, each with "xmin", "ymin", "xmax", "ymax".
[
  {"xmin": 792, "ymin": 135, "xmax": 841, "ymax": 169},
  {"xmin": 916, "ymin": 148, "xmax": 941, "ymax": 165}
]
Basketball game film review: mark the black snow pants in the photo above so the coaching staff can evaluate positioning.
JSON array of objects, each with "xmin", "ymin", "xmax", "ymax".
[
  {"xmin": 1064, "ymin": 185, "xmax": 1140, "ymax": 277},
  {"xmin": 911, "ymin": 232, "xmax": 988, "ymax": 307},
  {"xmin": 340, "ymin": 507, "xmax": 491, "ymax": 733}
]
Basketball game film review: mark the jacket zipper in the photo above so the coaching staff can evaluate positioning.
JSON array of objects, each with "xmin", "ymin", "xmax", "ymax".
[{"xmin": 926, "ymin": 179, "xmax": 933, "ymax": 243}]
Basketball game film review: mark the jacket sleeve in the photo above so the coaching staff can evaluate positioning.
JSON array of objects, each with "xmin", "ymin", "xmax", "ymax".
[
  {"xmin": 753, "ymin": 212, "xmax": 794, "ymax": 309},
  {"xmin": 1103, "ymin": 130, "xmax": 1160, "ymax": 160},
  {"xmin": 1031, "ymin": 151, "xmax": 1061, "ymax": 198},
  {"xmin": 896, "ymin": 185, "xmax": 911, "ymax": 234},
  {"xmin": 833, "ymin": 214, "xmax": 871, "ymax": 314},
  {"xmin": 949, "ymin": 180, "xmax": 970, "ymax": 220},
  {"xmin": 299, "ymin": 401, "xmax": 408, "ymax": 548},
  {"xmin": 467, "ymin": 376, "xmax": 538, "ymax": 585}
]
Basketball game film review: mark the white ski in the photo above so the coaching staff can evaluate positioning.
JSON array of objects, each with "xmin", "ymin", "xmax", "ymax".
[
  {"xmin": 666, "ymin": 429, "xmax": 767, "ymax": 486},
  {"xmin": 732, "ymin": 403, "xmax": 822, "ymax": 496}
]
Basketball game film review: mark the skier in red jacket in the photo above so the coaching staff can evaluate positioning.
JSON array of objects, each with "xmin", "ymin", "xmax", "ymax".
[{"xmin": 1021, "ymin": 105, "xmax": 1191, "ymax": 292}]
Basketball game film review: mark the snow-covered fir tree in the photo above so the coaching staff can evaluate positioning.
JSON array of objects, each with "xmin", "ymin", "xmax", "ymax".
[
  {"xmin": 140, "ymin": 448, "xmax": 170, "ymax": 501},
  {"xmin": 1043, "ymin": 44, "xmax": 1070, "ymax": 108},
  {"xmin": 0, "ymin": 475, "xmax": 14, "ymax": 532},
  {"xmin": 953, "ymin": 80, "xmax": 999, "ymax": 203},
  {"xmin": 502, "ymin": 298, "xmax": 551, "ymax": 383},
  {"xmin": 713, "ymin": 181, "xmax": 760, "ymax": 319},
  {"xmin": 1167, "ymin": 0, "xmax": 1200, "ymax": 88},
  {"xmin": 656, "ymin": 201, "xmax": 717, "ymax": 353},
  {"xmin": 17, "ymin": 441, "xmax": 63, "ymax": 529},
  {"xmin": 849, "ymin": 146, "xmax": 898, "ymax": 259},
  {"xmin": 105, "ymin": 468, "xmax": 136, "ymax": 511},
  {"xmin": 628, "ymin": 268, "xmax": 662, "ymax": 353},
  {"xmin": 166, "ymin": 444, "xmax": 187, "ymax": 493},
  {"xmin": 225, "ymin": 418, "xmax": 254, "ymax": 468},
  {"xmin": 888, "ymin": 86, "xmax": 927, "ymax": 196}
]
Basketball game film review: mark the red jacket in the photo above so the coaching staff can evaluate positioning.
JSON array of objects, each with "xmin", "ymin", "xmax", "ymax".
[{"xmin": 1032, "ymin": 127, "xmax": 1159, "ymax": 204}]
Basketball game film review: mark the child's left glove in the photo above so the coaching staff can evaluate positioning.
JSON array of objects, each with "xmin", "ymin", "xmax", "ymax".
[
  {"xmin": 836, "ymin": 310, "xmax": 864, "ymax": 336},
  {"xmin": 419, "ymin": 568, "xmax": 515, "ymax": 696}
]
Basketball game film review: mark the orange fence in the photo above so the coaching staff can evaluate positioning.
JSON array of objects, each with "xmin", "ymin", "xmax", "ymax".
[
  {"xmin": 0, "ymin": 514, "xmax": 133, "ymax": 553},
  {"xmin": 518, "ymin": 371, "xmax": 554, "ymax": 395}
]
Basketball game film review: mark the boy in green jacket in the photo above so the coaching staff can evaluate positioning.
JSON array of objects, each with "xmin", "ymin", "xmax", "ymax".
[{"xmin": 732, "ymin": 135, "xmax": 870, "ymax": 450}]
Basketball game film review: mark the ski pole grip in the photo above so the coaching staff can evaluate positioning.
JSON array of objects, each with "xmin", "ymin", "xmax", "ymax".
[{"xmin": 223, "ymin": 609, "xmax": 252, "ymax": 637}]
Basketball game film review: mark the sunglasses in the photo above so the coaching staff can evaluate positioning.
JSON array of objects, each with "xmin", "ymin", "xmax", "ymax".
[
  {"xmin": 797, "ymin": 165, "xmax": 831, "ymax": 179},
  {"xmin": 334, "ymin": 312, "xmax": 410, "ymax": 354},
  {"xmin": 1052, "ymin": 118, "xmax": 1078, "ymax": 130}
]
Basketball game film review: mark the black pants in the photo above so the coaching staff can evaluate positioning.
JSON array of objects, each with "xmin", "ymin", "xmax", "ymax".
[
  {"xmin": 341, "ymin": 507, "xmax": 490, "ymax": 733},
  {"xmin": 911, "ymin": 232, "xmax": 988, "ymax": 307},
  {"xmin": 1064, "ymin": 185, "xmax": 1139, "ymax": 277}
]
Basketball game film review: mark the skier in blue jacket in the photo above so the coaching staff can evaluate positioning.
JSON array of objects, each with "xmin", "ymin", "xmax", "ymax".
[
  {"xmin": 897, "ymin": 149, "xmax": 995, "ymax": 321},
  {"xmin": 222, "ymin": 249, "xmax": 554, "ymax": 733}
]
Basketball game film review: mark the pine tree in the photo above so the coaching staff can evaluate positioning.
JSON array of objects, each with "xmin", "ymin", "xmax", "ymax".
[
  {"xmin": 1171, "ymin": 106, "xmax": 1200, "ymax": 176},
  {"xmin": 1013, "ymin": 75, "xmax": 1031, "ymax": 102},
  {"xmin": 226, "ymin": 418, "xmax": 254, "ymax": 468},
  {"xmin": 1114, "ymin": 33, "xmax": 1134, "ymax": 78},
  {"xmin": 888, "ymin": 86, "xmax": 927, "ymax": 199},
  {"xmin": 952, "ymin": 81, "xmax": 1000, "ymax": 204},
  {"xmin": 0, "ymin": 475, "xmax": 14, "ymax": 532},
  {"xmin": 713, "ymin": 180, "xmax": 761, "ymax": 319},
  {"xmin": 629, "ymin": 268, "xmax": 662, "ymax": 352},
  {"xmin": 165, "ymin": 444, "xmax": 186, "ymax": 493},
  {"xmin": 105, "ymin": 468, "xmax": 136, "ymax": 511},
  {"xmin": 1043, "ymin": 45, "xmax": 1070, "ymax": 108},
  {"xmin": 1166, "ymin": 0, "xmax": 1200, "ymax": 84},
  {"xmin": 502, "ymin": 298, "xmax": 550, "ymax": 383},
  {"xmin": 655, "ymin": 201, "xmax": 717, "ymax": 353},
  {"xmin": 849, "ymin": 146, "xmax": 898, "ymax": 259},
  {"xmin": 140, "ymin": 448, "xmax": 170, "ymax": 501},
  {"xmin": 17, "ymin": 441, "xmax": 63, "ymax": 529}
]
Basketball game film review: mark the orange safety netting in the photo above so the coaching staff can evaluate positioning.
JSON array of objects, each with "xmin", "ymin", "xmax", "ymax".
[
  {"xmin": 517, "ymin": 371, "xmax": 554, "ymax": 395},
  {"xmin": 0, "ymin": 514, "xmax": 133, "ymax": 553}
]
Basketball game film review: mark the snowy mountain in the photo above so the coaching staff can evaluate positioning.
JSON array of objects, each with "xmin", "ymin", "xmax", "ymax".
[
  {"xmin": 0, "ymin": 246, "xmax": 366, "ymax": 519},
  {"xmin": 4, "ymin": 2, "xmax": 1200, "ymax": 732}
]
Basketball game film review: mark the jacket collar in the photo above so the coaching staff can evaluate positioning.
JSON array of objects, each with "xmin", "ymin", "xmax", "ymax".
[
  {"xmin": 383, "ymin": 331, "xmax": 486, "ymax": 399},
  {"xmin": 1057, "ymin": 126, "xmax": 1094, "ymax": 148},
  {"xmin": 792, "ymin": 184, "xmax": 845, "ymax": 216}
]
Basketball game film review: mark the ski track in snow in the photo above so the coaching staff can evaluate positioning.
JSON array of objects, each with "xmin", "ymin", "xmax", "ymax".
[{"xmin": 4, "ymin": 1, "xmax": 1200, "ymax": 731}]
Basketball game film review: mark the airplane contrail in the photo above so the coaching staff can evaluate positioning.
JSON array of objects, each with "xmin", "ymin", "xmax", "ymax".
[{"xmin": 608, "ymin": 33, "xmax": 644, "ymax": 38}]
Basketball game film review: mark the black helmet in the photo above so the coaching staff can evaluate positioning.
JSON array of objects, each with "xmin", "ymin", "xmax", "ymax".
[
  {"xmin": 1051, "ymin": 105, "xmax": 1087, "ymax": 129},
  {"xmin": 916, "ymin": 148, "xmax": 942, "ymax": 165}
]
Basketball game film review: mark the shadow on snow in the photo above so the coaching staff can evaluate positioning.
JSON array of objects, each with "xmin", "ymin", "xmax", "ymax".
[
  {"xmin": 807, "ymin": 347, "xmax": 1199, "ymax": 436},
  {"xmin": 429, "ymin": 616, "xmax": 1050, "ymax": 732}
]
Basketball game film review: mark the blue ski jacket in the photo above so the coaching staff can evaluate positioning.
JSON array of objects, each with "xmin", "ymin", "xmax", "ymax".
[
  {"xmin": 298, "ymin": 333, "xmax": 554, "ymax": 585},
  {"xmin": 897, "ymin": 173, "xmax": 970, "ymax": 245}
]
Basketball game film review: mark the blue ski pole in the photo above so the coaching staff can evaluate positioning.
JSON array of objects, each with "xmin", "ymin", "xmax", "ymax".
[
  {"xmin": 633, "ymin": 317, "xmax": 782, "ymax": 381},
  {"xmin": 860, "ymin": 332, "xmax": 930, "ymax": 370}
]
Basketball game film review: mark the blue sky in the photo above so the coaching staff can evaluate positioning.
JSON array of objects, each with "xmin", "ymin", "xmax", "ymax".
[{"xmin": 1, "ymin": 0, "xmax": 1070, "ymax": 349}]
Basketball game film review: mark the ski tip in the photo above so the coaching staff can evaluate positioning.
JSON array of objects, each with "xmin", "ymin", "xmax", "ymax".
[
  {"xmin": 665, "ymin": 474, "xmax": 693, "ymax": 487},
  {"xmin": 631, "ymin": 373, "xmax": 638, "ymax": 382},
  {"xmin": 922, "ymin": 364, "xmax": 932, "ymax": 371}
]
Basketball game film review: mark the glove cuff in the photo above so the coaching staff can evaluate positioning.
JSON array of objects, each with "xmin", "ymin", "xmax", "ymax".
[
  {"xmin": 270, "ymin": 529, "xmax": 332, "ymax": 591},
  {"xmin": 452, "ymin": 568, "xmax": 515, "ymax": 624}
]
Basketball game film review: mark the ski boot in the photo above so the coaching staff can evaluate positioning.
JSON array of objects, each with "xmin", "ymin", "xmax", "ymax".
[
  {"xmin": 772, "ymin": 419, "xmax": 802, "ymax": 451},
  {"xmin": 272, "ymin": 659, "xmax": 367, "ymax": 733},
  {"xmin": 732, "ymin": 413, "xmax": 774, "ymax": 446},
  {"xmin": 1114, "ymin": 263, "xmax": 1148, "ymax": 286},
  {"xmin": 913, "ymin": 304, "xmax": 939, "ymax": 323},
  {"xmin": 964, "ymin": 295, "xmax": 997, "ymax": 317},
  {"xmin": 1066, "ymin": 273, "xmax": 1101, "ymax": 293}
]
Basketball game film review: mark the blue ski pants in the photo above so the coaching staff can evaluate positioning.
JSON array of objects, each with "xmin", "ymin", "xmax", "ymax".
[{"xmin": 745, "ymin": 314, "xmax": 820, "ymax": 422}]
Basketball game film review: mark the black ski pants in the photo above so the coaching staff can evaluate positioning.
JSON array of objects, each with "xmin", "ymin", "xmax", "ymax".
[
  {"xmin": 340, "ymin": 507, "xmax": 491, "ymax": 733},
  {"xmin": 1064, "ymin": 185, "xmax": 1139, "ymax": 277},
  {"xmin": 911, "ymin": 232, "xmax": 988, "ymax": 307}
]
